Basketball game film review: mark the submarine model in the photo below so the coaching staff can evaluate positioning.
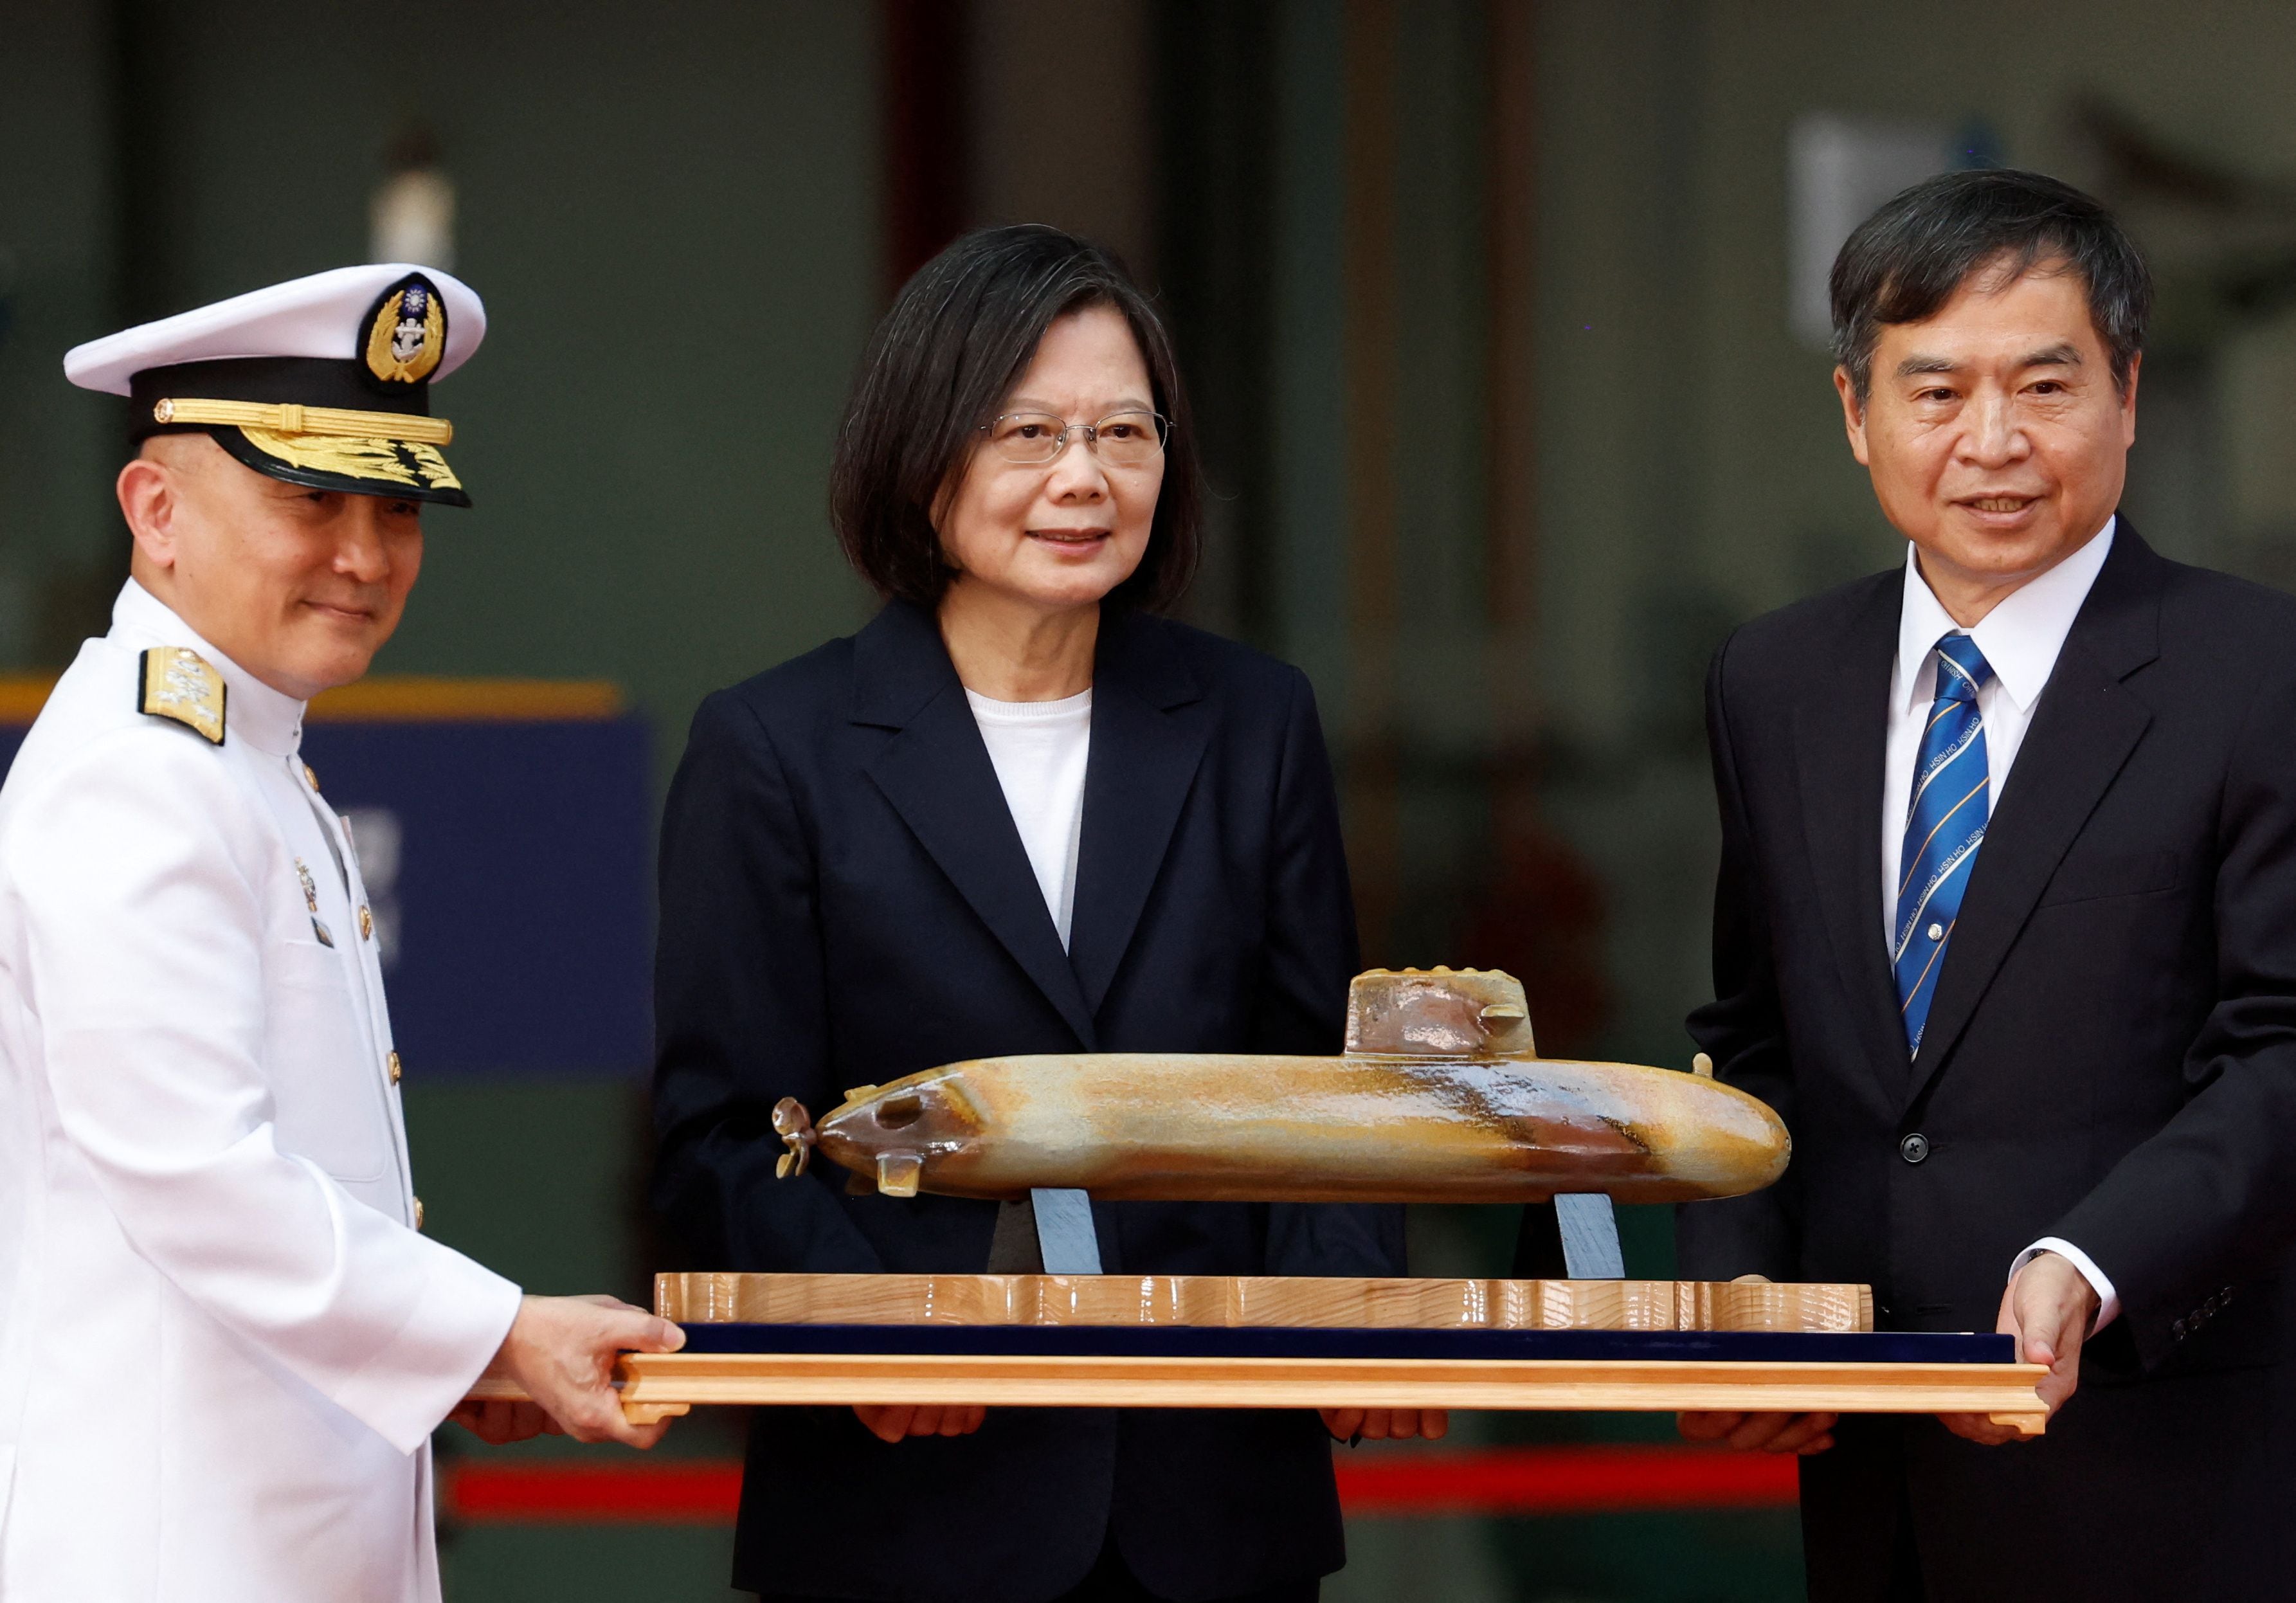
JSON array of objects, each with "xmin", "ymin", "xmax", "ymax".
[{"xmin": 772, "ymin": 967, "xmax": 1789, "ymax": 1206}]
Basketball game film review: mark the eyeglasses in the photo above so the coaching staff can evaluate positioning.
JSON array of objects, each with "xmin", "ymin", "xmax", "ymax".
[{"xmin": 979, "ymin": 410, "xmax": 1169, "ymax": 468}]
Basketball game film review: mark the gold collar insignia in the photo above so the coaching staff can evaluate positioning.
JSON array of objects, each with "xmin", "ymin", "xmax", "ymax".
[{"xmin": 136, "ymin": 647, "xmax": 226, "ymax": 745}]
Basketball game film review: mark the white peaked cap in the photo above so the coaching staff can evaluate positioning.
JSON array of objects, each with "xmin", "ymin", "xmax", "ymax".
[{"xmin": 64, "ymin": 263, "xmax": 487, "ymax": 395}]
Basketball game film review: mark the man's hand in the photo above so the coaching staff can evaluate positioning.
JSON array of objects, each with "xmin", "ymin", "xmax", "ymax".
[
  {"xmin": 1941, "ymin": 1249, "xmax": 2098, "ymax": 1445},
  {"xmin": 1321, "ymin": 1408, "xmax": 1449, "ymax": 1443},
  {"xmin": 853, "ymin": 1404, "xmax": 987, "ymax": 1443},
  {"xmin": 1677, "ymin": 1408, "xmax": 1838, "ymax": 1454},
  {"xmin": 483, "ymin": 1293, "xmax": 687, "ymax": 1449}
]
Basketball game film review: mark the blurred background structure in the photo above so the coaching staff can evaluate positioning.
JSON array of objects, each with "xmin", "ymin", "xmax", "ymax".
[{"xmin": 6, "ymin": 1, "xmax": 2296, "ymax": 1597}]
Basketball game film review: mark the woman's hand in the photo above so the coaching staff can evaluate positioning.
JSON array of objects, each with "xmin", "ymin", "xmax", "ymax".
[
  {"xmin": 1320, "ymin": 1408, "xmax": 1448, "ymax": 1443},
  {"xmin": 853, "ymin": 1404, "xmax": 988, "ymax": 1443}
]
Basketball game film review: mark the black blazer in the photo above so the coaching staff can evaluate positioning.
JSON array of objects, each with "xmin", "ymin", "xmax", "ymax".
[
  {"xmin": 651, "ymin": 600, "xmax": 1402, "ymax": 1603},
  {"xmin": 1679, "ymin": 525, "xmax": 2296, "ymax": 1600}
]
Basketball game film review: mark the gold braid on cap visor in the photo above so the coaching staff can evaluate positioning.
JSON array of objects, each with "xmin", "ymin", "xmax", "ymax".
[
  {"xmin": 150, "ymin": 396, "xmax": 454, "ymax": 444},
  {"xmin": 152, "ymin": 397, "xmax": 460, "ymax": 492},
  {"xmin": 235, "ymin": 429, "xmax": 462, "ymax": 491}
]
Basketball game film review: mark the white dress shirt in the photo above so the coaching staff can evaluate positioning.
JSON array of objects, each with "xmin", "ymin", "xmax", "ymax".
[
  {"xmin": 968, "ymin": 687, "xmax": 1092, "ymax": 950},
  {"xmin": 1883, "ymin": 517, "xmax": 2122, "ymax": 1327}
]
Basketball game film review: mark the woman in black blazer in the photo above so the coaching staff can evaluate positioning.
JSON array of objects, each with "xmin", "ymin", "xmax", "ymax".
[{"xmin": 651, "ymin": 227, "xmax": 1433, "ymax": 1603}]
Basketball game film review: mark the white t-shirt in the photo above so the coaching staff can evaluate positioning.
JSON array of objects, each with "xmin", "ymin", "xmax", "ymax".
[{"xmin": 966, "ymin": 686, "xmax": 1092, "ymax": 949}]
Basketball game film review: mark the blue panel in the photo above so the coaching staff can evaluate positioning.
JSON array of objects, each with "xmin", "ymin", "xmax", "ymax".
[
  {"xmin": 676, "ymin": 1321, "xmax": 2017, "ymax": 1364},
  {"xmin": 1, "ymin": 716, "xmax": 653, "ymax": 1077},
  {"xmin": 300, "ymin": 720, "xmax": 653, "ymax": 1074}
]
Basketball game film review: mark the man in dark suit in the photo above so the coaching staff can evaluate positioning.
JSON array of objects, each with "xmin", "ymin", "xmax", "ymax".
[{"xmin": 1674, "ymin": 168, "xmax": 2296, "ymax": 1599}]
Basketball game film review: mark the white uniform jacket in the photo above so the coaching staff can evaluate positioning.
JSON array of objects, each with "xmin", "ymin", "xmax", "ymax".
[{"xmin": 0, "ymin": 582, "xmax": 522, "ymax": 1601}]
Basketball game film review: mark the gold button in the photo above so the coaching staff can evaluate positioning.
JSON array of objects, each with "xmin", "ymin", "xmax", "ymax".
[
  {"xmin": 302, "ymin": 762, "xmax": 320, "ymax": 791},
  {"xmin": 360, "ymin": 905, "xmax": 374, "ymax": 941},
  {"xmin": 413, "ymin": 1197, "xmax": 426, "ymax": 1231},
  {"xmin": 388, "ymin": 1049, "xmax": 402, "ymax": 1084}
]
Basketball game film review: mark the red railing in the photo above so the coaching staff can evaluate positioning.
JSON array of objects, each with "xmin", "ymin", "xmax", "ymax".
[
  {"xmin": 1335, "ymin": 1443, "xmax": 1798, "ymax": 1516},
  {"xmin": 442, "ymin": 1444, "xmax": 1798, "ymax": 1525}
]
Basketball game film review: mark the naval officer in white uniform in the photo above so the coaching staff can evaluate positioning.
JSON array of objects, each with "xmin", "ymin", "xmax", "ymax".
[{"xmin": 0, "ymin": 265, "xmax": 684, "ymax": 1601}]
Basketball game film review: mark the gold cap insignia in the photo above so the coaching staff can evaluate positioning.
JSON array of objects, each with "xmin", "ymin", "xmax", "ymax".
[
  {"xmin": 136, "ymin": 647, "xmax": 226, "ymax": 745},
  {"xmin": 361, "ymin": 273, "xmax": 448, "ymax": 385}
]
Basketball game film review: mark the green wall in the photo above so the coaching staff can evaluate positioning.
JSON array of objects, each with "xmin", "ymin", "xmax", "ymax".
[
  {"xmin": 0, "ymin": 2, "xmax": 126, "ymax": 663},
  {"xmin": 1522, "ymin": 0, "xmax": 2296, "ymax": 1072},
  {"xmin": 1, "ymin": 0, "xmax": 883, "ymax": 773}
]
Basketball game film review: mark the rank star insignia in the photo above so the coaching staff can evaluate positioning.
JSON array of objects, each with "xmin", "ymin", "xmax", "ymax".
[{"xmin": 136, "ymin": 648, "xmax": 226, "ymax": 745}]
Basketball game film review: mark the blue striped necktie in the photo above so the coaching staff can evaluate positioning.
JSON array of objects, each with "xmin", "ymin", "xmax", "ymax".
[{"xmin": 1894, "ymin": 633, "xmax": 1994, "ymax": 1055}]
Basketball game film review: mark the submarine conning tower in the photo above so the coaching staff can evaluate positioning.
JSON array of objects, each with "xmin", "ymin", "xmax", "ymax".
[{"xmin": 1344, "ymin": 967, "xmax": 1537, "ymax": 1060}]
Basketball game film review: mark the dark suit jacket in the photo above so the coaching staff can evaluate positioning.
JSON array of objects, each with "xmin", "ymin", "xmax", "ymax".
[
  {"xmin": 651, "ymin": 599, "xmax": 1402, "ymax": 1603},
  {"xmin": 1678, "ymin": 525, "xmax": 2296, "ymax": 1600}
]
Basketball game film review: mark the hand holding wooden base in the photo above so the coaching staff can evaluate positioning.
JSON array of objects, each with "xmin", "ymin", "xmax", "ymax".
[
  {"xmin": 557, "ymin": 1348, "xmax": 2046, "ymax": 1438},
  {"xmin": 462, "ymin": 1273, "xmax": 2049, "ymax": 1438}
]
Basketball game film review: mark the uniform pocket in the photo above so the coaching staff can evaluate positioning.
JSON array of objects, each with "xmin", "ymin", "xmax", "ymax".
[{"xmin": 264, "ymin": 939, "xmax": 389, "ymax": 1183}]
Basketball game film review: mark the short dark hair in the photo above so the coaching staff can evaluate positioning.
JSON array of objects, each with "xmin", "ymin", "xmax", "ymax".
[
  {"xmin": 829, "ymin": 225, "xmax": 1202, "ymax": 611},
  {"xmin": 1830, "ymin": 168, "xmax": 2151, "ymax": 400}
]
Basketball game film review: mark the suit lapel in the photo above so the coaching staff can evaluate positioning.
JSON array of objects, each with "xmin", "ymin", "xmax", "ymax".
[
  {"xmin": 1792, "ymin": 573, "xmax": 1909, "ymax": 1097},
  {"xmin": 854, "ymin": 604, "xmax": 1098, "ymax": 1047},
  {"xmin": 1906, "ymin": 529, "xmax": 2162, "ymax": 1108},
  {"xmin": 1067, "ymin": 611, "xmax": 1211, "ymax": 1019}
]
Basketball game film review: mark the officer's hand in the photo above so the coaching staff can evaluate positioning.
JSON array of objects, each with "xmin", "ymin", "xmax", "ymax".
[
  {"xmin": 1322, "ymin": 1408, "xmax": 1449, "ymax": 1442},
  {"xmin": 852, "ymin": 1404, "xmax": 987, "ymax": 1442},
  {"xmin": 487, "ymin": 1293, "xmax": 686, "ymax": 1448},
  {"xmin": 1677, "ymin": 1409, "xmax": 1838, "ymax": 1454},
  {"xmin": 1940, "ymin": 1251, "xmax": 2097, "ymax": 1445},
  {"xmin": 447, "ymin": 1397, "xmax": 561, "ymax": 1445}
]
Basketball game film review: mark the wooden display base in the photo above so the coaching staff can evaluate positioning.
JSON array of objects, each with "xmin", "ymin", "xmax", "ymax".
[
  {"xmin": 572, "ymin": 1348, "xmax": 2048, "ymax": 1436},
  {"xmin": 466, "ymin": 1274, "xmax": 2049, "ymax": 1436}
]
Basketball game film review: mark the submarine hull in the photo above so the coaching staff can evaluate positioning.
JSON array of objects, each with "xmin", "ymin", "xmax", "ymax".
[{"xmin": 812, "ymin": 1053, "xmax": 1789, "ymax": 1205}]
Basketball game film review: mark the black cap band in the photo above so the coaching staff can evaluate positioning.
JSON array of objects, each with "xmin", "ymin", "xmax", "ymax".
[{"xmin": 128, "ymin": 357, "xmax": 433, "ymax": 442}]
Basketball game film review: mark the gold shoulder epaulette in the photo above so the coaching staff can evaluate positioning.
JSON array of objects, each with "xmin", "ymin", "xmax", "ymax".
[{"xmin": 136, "ymin": 647, "xmax": 226, "ymax": 745}]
